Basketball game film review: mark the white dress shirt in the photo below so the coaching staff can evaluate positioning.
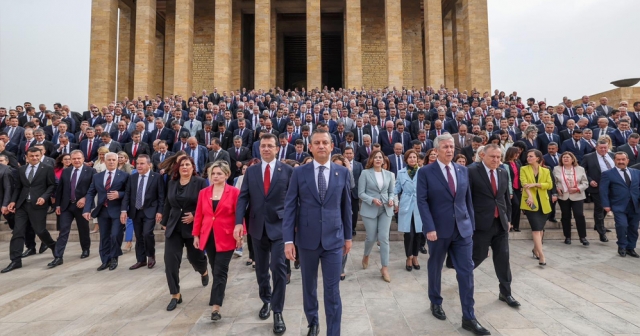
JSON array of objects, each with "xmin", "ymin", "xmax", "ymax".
[
  {"xmin": 483, "ymin": 163, "xmax": 498, "ymax": 189},
  {"xmin": 436, "ymin": 159, "xmax": 457, "ymax": 190},
  {"xmin": 597, "ymin": 154, "xmax": 614, "ymax": 173},
  {"xmin": 103, "ymin": 169, "xmax": 117, "ymax": 185},
  {"xmin": 261, "ymin": 159, "xmax": 276, "ymax": 181},
  {"xmin": 617, "ymin": 167, "xmax": 631, "ymax": 182}
]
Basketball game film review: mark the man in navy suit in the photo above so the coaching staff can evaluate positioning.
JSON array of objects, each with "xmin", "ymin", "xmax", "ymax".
[
  {"xmin": 380, "ymin": 120, "xmax": 400, "ymax": 155},
  {"xmin": 275, "ymin": 134, "xmax": 295, "ymax": 161},
  {"xmin": 110, "ymin": 121, "xmax": 132, "ymax": 144},
  {"xmin": 536, "ymin": 122, "xmax": 561, "ymax": 155},
  {"xmin": 416, "ymin": 133, "xmax": 489, "ymax": 335},
  {"xmin": 52, "ymin": 150, "xmax": 96, "ymax": 266},
  {"xmin": 121, "ymin": 155, "xmax": 164, "ymax": 270},
  {"xmin": 149, "ymin": 118, "xmax": 175, "ymax": 150},
  {"xmin": 343, "ymin": 146, "xmax": 363, "ymax": 236},
  {"xmin": 601, "ymin": 152, "xmax": 640, "ymax": 258},
  {"xmin": 388, "ymin": 143, "xmax": 405, "ymax": 176},
  {"xmin": 560, "ymin": 129, "xmax": 588, "ymax": 163},
  {"xmin": 83, "ymin": 152, "xmax": 130, "ymax": 271},
  {"xmin": 236, "ymin": 133, "xmax": 293, "ymax": 334},
  {"xmin": 287, "ymin": 140, "xmax": 309, "ymax": 163},
  {"xmin": 283, "ymin": 130, "xmax": 352, "ymax": 336},
  {"xmin": 79, "ymin": 127, "xmax": 100, "ymax": 164},
  {"xmin": 186, "ymin": 137, "xmax": 208, "ymax": 175}
]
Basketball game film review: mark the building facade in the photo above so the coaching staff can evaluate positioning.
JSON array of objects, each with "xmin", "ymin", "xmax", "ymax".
[{"xmin": 88, "ymin": 0, "xmax": 491, "ymax": 106}]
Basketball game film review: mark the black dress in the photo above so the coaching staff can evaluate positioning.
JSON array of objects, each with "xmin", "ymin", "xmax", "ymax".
[{"xmin": 524, "ymin": 174, "xmax": 548, "ymax": 232}]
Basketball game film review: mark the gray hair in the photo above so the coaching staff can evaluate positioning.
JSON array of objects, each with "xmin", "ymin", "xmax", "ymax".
[
  {"xmin": 104, "ymin": 152, "xmax": 118, "ymax": 160},
  {"xmin": 433, "ymin": 133, "xmax": 454, "ymax": 149},
  {"xmin": 233, "ymin": 135, "xmax": 242, "ymax": 141},
  {"xmin": 363, "ymin": 134, "xmax": 371, "ymax": 141}
]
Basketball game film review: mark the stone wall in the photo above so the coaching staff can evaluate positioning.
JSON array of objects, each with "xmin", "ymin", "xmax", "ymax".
[
  {"xmin": 572, "ymin": 87, "xmax": 640, "ymax": 110},
  {"xmin": 401, "ymin": 0, "xmax": 424, "ymax": 88},
  {"xmin": 361, "ymin": 0, "xmax": 388, "ymax": 89},
  {"xmin": 192, "ymin": 0, "xmax": 215, "ymax": 93},
  {"xmin": 153, "ymin": 31, "xmax": 165, "ymax": 96}
]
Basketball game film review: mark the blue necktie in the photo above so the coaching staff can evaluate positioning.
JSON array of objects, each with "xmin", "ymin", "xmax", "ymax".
[
  {"xmin": 318, "ymin": 166, "xmax": 327, "ymax": 202},
  {"xmin": 136, "ymin": 175, "xmax": 145, "ymax": 209}
]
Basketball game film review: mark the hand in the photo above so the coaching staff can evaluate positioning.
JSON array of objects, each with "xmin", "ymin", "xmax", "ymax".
[
  {"xmin": 373, "ymin": 199, "xmax": 382, "ymax": 207},
  {"xmin": 394, "ymin": 205, "xmax": 399, "ymax": 213},
  {"xmin": 193, "ymin": 236, "xmax": 200, "ymax": 249},
  {"xmin": 525, "ymin": 198, "xmax": 534, "ymax": 208},
  {"xmin": 35, "ymin": 198, "xmax": 45, "ymax": 206},
  {"xmin": 343, "ymin": 240, "xmax": 352, "ymax": 256},
  {"xmin": 76, "ymin": 197, "xmax": 85, "ymax": 208},
  {"xmin": 55, "ymin": 207, "xmax": 61, "ymax": 215},
  {"xmin": 159, "ymin": 169, "xmax": 165, "ymax": 175},
  {"xmin": 590, "ymin": 180, "xmax": 598, "ymax": 187},
  {"xmin": 1, "ymin": 207, "xmax": 7, "ymax": 215},
  {"xmin": 552, "ymin": 195, "xmax": 558, "ymax": 203},
  {"xmin": 388, "ymin": 199, "xmax": 394, "ymax": 207},
  {"xmin": 509, "ymin": 223, "xmax": 513, "ymax": 231},
  {"xmin": 557, "ymin": 187, "xmax": 564, "ymax": 195},
  {"xmin": 107, "ymin": 191, "xmax": 119, "ymax": 200},
  {"xmin": 181, "ymin": 212, "xmax": 194, "ymax": 224},
  {"xmin": 569, "ymin": 187, "xmax": 580, "ymax": 194},
  {"xmin": 604, "ymin": 207, "xmax": 611, "ymax": 212},
  {"xmin": 285, "ymin": 243, "xmax": 296, "ymax": 261},
  {"xmin": 155, "ymin": 213, "xmax": 162, "ymax": 223},
  {"xmin": 236, "ymin": 161, "xmax": 242, "ymax": 168},
  {"xmin": 233, "ymin": 225, "xmax": 244, "ymax": 242},
  {"xmin": 85, "ymin": 162, "xmax": 94, "ymax": 167},
  {"xmin": 426, "ymin": 231, "xmax": 437, "ymax": 241},
  {"xmin": 83, "ymin": 212, "xmax": 92, "ymax": 221},
  {"xmin": 50, "ymin": 197, "xmax": 55, "ymax": 204},
  {"xmin": 120, "ymin": 212, "xmax": 127, "ymax": 224}
]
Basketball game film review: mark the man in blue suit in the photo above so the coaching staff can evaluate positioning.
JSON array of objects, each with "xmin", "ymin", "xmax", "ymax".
[
  {"xmin": 186, "ymin": 137, "xmax": 208, "ymax": 175},
  {"xmin": 560, "ymin": 129, "xmax": 588, "ymax": 163},
  {"xmin": 380, "ymin": 120, "xmax": 400, "ymax": 155},
  {"xmin": 600, "ymin": 152, "xmax": 640, "ymax": 258},
  {"xmin": 83, "ymin": 152, "xmax": 129, "ymax": 271},
  {"xmin": 416, "ymin": 133, "xmax": 490, "ymax": 335},
  {"xmin": 283, "ymin": 130, "xmax": 352, "ymax": 336},
  {"xmin": 236, "ymin": 133, "xmax": 293, "ymax": 335}
]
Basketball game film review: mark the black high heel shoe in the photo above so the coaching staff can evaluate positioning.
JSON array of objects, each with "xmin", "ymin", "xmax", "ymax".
[
  {"xmin": 211, "ymin": 310, "xmax": 221, "ymax": 321},
  {"xmin": 532, "ymin": 249, "xmax": 539, "ymax": 260}
]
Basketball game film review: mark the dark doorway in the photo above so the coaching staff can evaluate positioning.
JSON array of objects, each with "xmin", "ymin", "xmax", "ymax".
[
  {"xmin": 321, "ymin": 33, "xmax": 342, "ymax": 89},
  {"xmin": 241, "ymin": 14, "xmax": 255, "ymax": 89},
  {"xmin": 284, "ymin": 35, "xmax": 306, "ymax": 90}
]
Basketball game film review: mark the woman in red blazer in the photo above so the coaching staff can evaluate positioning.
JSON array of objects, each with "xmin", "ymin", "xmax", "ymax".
[{"xmin": 193, "ymin": 161, "xmax": 243, "ymax": 321}]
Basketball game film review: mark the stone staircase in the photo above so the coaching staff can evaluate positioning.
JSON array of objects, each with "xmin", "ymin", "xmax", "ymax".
[{"xmin": 0, "ymin": 203, "xmax": 612, "ymax": 243}]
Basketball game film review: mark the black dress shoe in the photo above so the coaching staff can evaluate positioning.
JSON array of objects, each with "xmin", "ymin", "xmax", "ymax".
[
  {"xmin": 47, "ymin": 257, "xmax": 64, "ymax": 268},
  {"xmin": 97, "ymin": 263, "xmax": 109, "ymax": 271},
  {"xmin": 548, "ymin": 218, "xmax": 557, "ymax": 223},
  {"xmin": 39, "ymin": 242, "xmax": 49, "ymax": 254},
  {"xmin": 580, "ymin": 238, "xmax": 590, "ymax": 246},
  {"xmin": 1, "ymin": 261, "xmax": 22, "ymax": 273},
  {"xmin": 80, "ymin": 250, "xmax": 90, "ymax": 259},
  {"xmin": 626, "ymin": 249, "xmax": 640, "ymax": 258},
  {"xmin": 419, "ymin": 246, "xmax": 428, "ymax": 254},
  {"xmin": 606, "ymin": 228, "xmax": 612, "ymax": 232},
  {"xmin": 462, "ymin": 318, "xmax": 491, "ymax": 335},
  {"xmin": 129, "ymin": 261, "xmax": 147, "ymax": 270},
  {"xmin": 599, "ymin": 234, "xmax": 609, "ymax": 242},
  {"xmin": 273, "ymin": 312, "xmax": 286, "ymax": 334},
  {"xmin": 211, "ymin": 310, "xmax": 221, "ymax": 321},
  {"xmin": 618, "ymin": 248, "xmax": 627, "ymax": 257},
  {"xmin": 286, "ymin": 273, "xmax": 291, "ymax": 284},
  {"xmin": 340, "ymin": 275, "xmax": 346, "ymax": 281},
  {"xmin": 307, "ymin": 324, "xmax": 319, "ymax": 336},
  {"xmin": 259, "ymin": 302, "xmax": 271, "ymax": 320},
  {"xmin": 430, "ymin": 303, "xmax": 446, "ymax": 320},
  {"xmin": 294, "ymin": 260, "xmax": 300, "ymax": 269},
  {"xmin": 201, "ymin": 273, "xmax": 209, "ymax": 286},
  {"xmin": 108, "ymin": 258, "xmax": 118, "ymax": 271},
  {"xmin": 21, "ymin": 248, "xmax": 36, "ymax": 258},
  {"xmin": 513, "ymin": 228, "xmax": 521, "ymax": 232},
  {"xmin": 564, "ymin": 238, "xmax": 571, "ymax": 245},
  {"xmin": 167, "ymin": 295, "xmax": 182, "ymax": 311},
  {"xmin": 499, "ymin": 293, "xmax": 521, "ymax": 307}
]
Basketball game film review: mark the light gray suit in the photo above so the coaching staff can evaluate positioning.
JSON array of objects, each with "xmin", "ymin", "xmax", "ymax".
[{"xmin": 358, "ymin": 168, "xmax": 396, "ymax": 266}]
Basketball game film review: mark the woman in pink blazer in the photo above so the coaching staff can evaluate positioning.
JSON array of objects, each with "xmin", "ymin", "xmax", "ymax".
[{"xmin": 193, "ymin": 161, "xmax": 243, "ymax": 321}]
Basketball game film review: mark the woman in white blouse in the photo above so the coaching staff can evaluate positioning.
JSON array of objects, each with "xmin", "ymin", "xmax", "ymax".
[{"xmin": 552, "ymin": 152, "xmax": 589, "ymax": 246}]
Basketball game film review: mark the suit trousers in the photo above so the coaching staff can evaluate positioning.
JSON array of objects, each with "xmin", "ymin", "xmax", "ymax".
[
  {"xmin": 351, "ymin": 196, "xmax": 359, "ymax": 234},
  {"xmin": 97, "ymin": 212, "xmax": 124, "ymax": 264},
  {"xmin": 298, "ymin": 246, "xmax": 342, "ymax": 335},
  {"xmin": 252, "ymin": 233, "xmax": 287, "ymax": 313},
  {"xmin": 472, "ymin": 218, "xmax": 512, "ymax": 296},
  {"xmin": 426, "ymin": 225, "xmax": 476, "ymax": 320},
  {"xmin": 10, "ymin": 202, "xmax": 56, "ymax": 261},
  {"xmin": 558, "ymin": 199, "xmax": 586, "ymax": 239},
  {"xmin": 591, "ymin": 192, "xmax": 608, "ymax": 235},
  {"xmin": 510, "ymin": 189, "xmax": 522, "ymax": 230},
  {"xmin": 203, "ymin": 231, "xmax": 234, "ymax": 306},
  {"xmin": 5, "ymin": 213, "xmax": 36, "ymax": 250},
  {"xmin": 132, "ymin": 211, "xmax": 156, "ymax": 262},
  {"xmin": 612, "ymin": 202, "xmax": 640, "ymax": 250},
  {"xmin": 164, "ymin": 228, "xmax": 208, "ymax": 295},
  {"xmin": 362, "ymin": 206, "xmax": 392, "ymax": 267},
  {"xmin": 548, "ymin": 190, "xmax": 557, "ymax": 220},
  {"xmin": 55, "ymin": 203, "xmax": 91, "ymax": 258},
  {"xmin": 403, "ymin": 216, "xmax": 420, "ymax": 257}
]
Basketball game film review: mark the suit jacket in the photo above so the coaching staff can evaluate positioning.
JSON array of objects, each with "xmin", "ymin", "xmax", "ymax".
[
  {"xmin": 229, "ymin": 146, "xmax": 251, "ymax": 175},
  {"xmin": 416, "ymin": 162, "xmax": 475, "ymax": 238},
  {"xmin": 271, "ymin": 117, "xmax": 290, "ymax": 133},
  {"xmin": 609, "ymin": 129, "xmax": 630, "ymax": 148},
  {"xmin": 358, "ymin": 168, "xmax": 396, "ymax": 218},
  {"xmin": 428, "ymin": 129, "xmax": 448, "ymax": 141},
  {"xmin": 184, "ymin": 119, "xmax": 202, "ymax": 137},
  {"xmin": 84, "ymin": 169, "xmax": 129, "ymax": 218},
  {"xmin": 196, "ymin": 129, "xmax": 214, "ymax": 147},
  {"xmin": 350, "ymin": 160, "xmax": 363, "ymax": 199},
  {"xmin": 352, "ymin": 127, "xmax": 370, "ymax": 145},
  {"xmin": 580, "ymin": 151, "xmax": 614, "ymax": 194},
  {"xmin": 552, "ymin": 165, "xmax": 588, "ymax": 201},
  {"xmin": 276, "ymin": 144, "xmax": 295, "ymax": 161},
  {"xmin": 55, "ymin": 165, "xmax": 96, "ymax": 212},
  {"xmin": 285, "ymin": 151, "xmax": 306, "ymax": 163},
  {"xmin": 4, "ymin": 126, "xmax": 25, "ymax": 145},
  {"xmin": 388, "ymin": 154, "xmax": 405, "ymax": 176},
  {"xmin": 600, "ymin": 167, "xmax": 640, "ymax": 214},
  {"xmin": 595, "ymin": 105, "xmax": 613, "ymax": 116},
  {"xmin": 100, "ymin": 141, "xmax": 122, "ymax": 153},
  {"xmin": 208, "ymin": 148, "xmax": 231, "ymax": 166},
  {"xmin": 379, "ymin": 130, "xmax": 400, "ymax": 155},
  {"xmin": 12, "ymin": 164, "xmax": 56, "ymax": 210},
  {"xmin": 233, "ymin": 128, "xmax": 253, "ymax": 148},
  {"xmin": 151, "ymin": 150, "xmax": 174, "ymax": 172},
  {"xmin": 186, "ymin": 145, "xmax": 208, "ymax": 174},
  {"xmin": 236, "ymin": 161, "xmax": 293, "ymax": 240},
  {"xmin": 410, "ymin": 120, "xmax": 427, "ymax": 140},
  {"xmin": 161, "ymin": 176, "xmax": 208, "ymax": 238},
  {"xmin": 537, "ymin": 133, "xmax": 561, "ymax": 155},
  {"xmin": 79, "ymin": 138, "xmax": 101, "ymax": 162},
  {"xmin": 452, "ymin": 133, "xmax": 474, "ymax": 151},
  {"xmin": 560, "ymin": 139, "xmax": 588, "ymax": 163},
  {"xmin": 468, "ymin": 163, "xmax": 511, "ymax": 231},
  {"xmin": 339, "ymin": 141, "xmax": 359, "ymax": 154},
  {"xmin": 0, "ymin": 165, "xmax": 13, "ymax": 207},
  {"xmin": 543, "ymin": 153, "xmax": 561, "ymax": 171},
  {"xmin": 519, "ymin": 165, "xmax": 553, "ymax": 214},
  {"xmin": 122, "ymin": 171, "xmax": 165, "ymax": 219},
  {"xmin": 355, "ymin": 145, "xmax": 372, "ymax": 164},
  {"xmin": 149, "ymin": 127, "xmax": 175, "ymax": 148},
  {"xmin": 283, "ymin": 162, "xmax": 352, "ymax": 250},
  {"xmin": 616, "ymin": 143, "xmax": 640, "ymax": 166},
  {"xmin": 461, "ymin": 145, "xmax": 476, "ymax": 165},
  {"xmin": 591, "ymin": 127, "xmax": 613, "ymax": 140},
  {"xmin": 193, "ymin": 184, "xmax": 242, "ymax": 252},
  {"xmin": 124, "ymin": 141, "xmax": 151, "ymax": 164}
]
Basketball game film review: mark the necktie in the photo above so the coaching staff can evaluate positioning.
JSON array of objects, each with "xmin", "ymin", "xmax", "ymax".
[
  {"xmin": 397, "ymin": 155, "xmax": 402, "ymax": 171},
  {"xmin": 388, "ymin": 132, "xmax": 392, "ymax": 144},
  {"xmin": 445, "ymin": 165, "xmax": 456, "ymax": 197},
  {"xmin": 318, "ymin": 166, "xmax": 327, "ymax": 202},
  {"xmin": 8, "ymin": 127, "xmax": 14, "ymax": 139},
  {"xmin": 264, "ymin": 164, "xmax": 271, "ymax": 195},
  {"xmin": 133, "ymin": 143, "xmax": 138, "ymax": 157},
  {"xmin": 367, "ymin": 147, "xmax": 371, "ymax": 155},
  {"xmin": 25, "ymin": 141, "xmax": 30, "ymax": 151},
  {"xmin": 602, "ymin": 155, "xmax": 612, "ymax": 170},
  {"xmin": 296, "ymin": 153, "xmax": 300, "ymax": 161},
  {"xmin": 70, "ymin": 168, "xmax": 78, "ymax": 202},
  {"xmin": 358, "ymin": 129, "xmax": 363, "ymax": 145},
  {"xmin": 548, "ymin": 134, "xmax": 552, "ymax": 141},
  {"xmin": 104, "ymin": 172, "xmax": 112, "ymax": 206},
  {"xmin": 118, "ymin": 131, "xmax": 123, "ymax": 142},
  {"xmin": 490, "ymin": 170, "xmax": 499, "ymax": 217},
  {"xmin": 28, "ymin": 165, "xmax": 36, "ymax": 183},
  {"xmin": 623, "ymin": 169, "xmax": 631, "ymax": 187},
  {"xmin": 136, "ymin": 175, "xmax": 145, "ymax": 209},
  {"xmin": 190, "ymin": 120, "xmax": 193, "ymax": 130},
  {"xmin": 553, "ymin": 155, "xmax": 558, "ymax": 165},
  {"xmin": 575, "ymin": 140, "xmax": 580, "ymax": 150},
  {"xmin": 634, "ymin": 147, "xmax": 638, "ymax": 158},
  {"xmin": 161, "ymin": 153, "xmax": 165, "ymax": 162},
  {"xmin": 460, "ymin": 136, "xmax": 465, "ymax": 147},
  {"xmin": 236, "ymin": 148, "xmax": 240, "ymax": 158},
  {"xmin": 87, "ymin": 140, "xmax": 93, "ymax": 159}
]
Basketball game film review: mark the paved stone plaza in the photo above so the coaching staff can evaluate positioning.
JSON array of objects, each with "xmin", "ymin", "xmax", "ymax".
[{"xmin": 0, "ymin": 239, "xmax": 638, "ymax": 335}]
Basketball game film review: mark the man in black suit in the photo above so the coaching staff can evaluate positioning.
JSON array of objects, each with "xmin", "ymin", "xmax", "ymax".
[
  {"xmin": 99, "ymin": 132, "xmax": 122, "ymax": 153},
  {"xmin": 110, "ymin": 121, "xmax": 132, "ymax": 144},
  {"xmin": 51, "ymin": 150, "xmax": 96, "ymax": 267},
  {"xmin": 214, "ymin": 121, "xmax": 233, "ymax": 150},
  {"xmin": 275, "ymin": 134, "xmax": 295, "ymax": 161},
  {"xmin": 122, "ymin": 155, "xmax": 165, "ymax": 270},
  {"xmin": 343, "ymin": 146, "xmax": 362, "ymax": 236},
  {"xmin": 124, "ymin": 131, "xmax": 151, "ymax": 165},
  {"xmin": 149, "ymin": 118, "xmax": 175, "ymax": 150},
  {"xmin": 196, "ymin": 121, "xmax": 215, "ymax": 149},
  {"xmin": 581, "ymin": 140, "xmax": 615, "ymax": 242},
  {"xmin": 0, "ymin": 159, "xmax": 13, "ymax": 235},
  {"xmin": 51, "ymin": 133, "xmax": 79, "ymax": 159},
  {"xmin": 229, "ymin": 135, "xmax": 251, "ymax": 182},
  {"xmin": 461, "ymin": 136, "xmax": 483, "ymax": 165},
  {"xmin": 2, "ymin": 148, "xmax": 58, "ymax": 273},
  {"xmin": 33, "ymin": 129, "xmax": 55, "ymax": 157},
  {"xmin": 616, "ymin": 133, "xmax": 640, "ymax": 167},
  {"xmin": 236, "ymin": 133, "xmax": 292, "ymax": 334},
  {"xmin": 287, "ymin": 139, "xmax": 309, "ymax": 163},
  {"xmin": 355, "ymin": 134, "xmax": 373, "ymax": 164},
  {"xmin": 380, "ymin": 120, "xmax": 400, "ymax": 155},
  {"xmin": 208, "ymin": 138, "xmax": 231, "ymax": 167},
  {"xmin": 151, "ymin": 141, "xmax": 173, "ymax": 174},
  {"xmin": 468, "ymin": 144, "xmax": 520, "ymax": 307}
]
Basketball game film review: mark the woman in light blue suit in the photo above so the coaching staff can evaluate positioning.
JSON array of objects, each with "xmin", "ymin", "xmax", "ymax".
[
  {"xmin": 359, "ymin": 149, "xmax": 396, "ymax": 282},
  {"xmin": 394, "ymin": 149, "xmax": 422, "ymax": 272}
]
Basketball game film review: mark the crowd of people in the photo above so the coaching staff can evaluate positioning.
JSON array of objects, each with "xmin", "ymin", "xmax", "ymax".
[{"xmin": 0, "ymin": 87, "xmax": 639, "ymax": 336}]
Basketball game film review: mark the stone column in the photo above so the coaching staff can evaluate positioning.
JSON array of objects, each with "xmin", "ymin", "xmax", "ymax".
[
  {"xmin": 163, "ymin": 0, "xmax": 176, "ymax": 96},
  {"xmin": 254, "ymin": 0, "xmax": 271, "ymax": 90},
  {"xmin": 385, "ymin": 0, "xmax": 403, "ymax": 89},
  {"xmin": 117, "ymin": 3, "xmax": 135, "ymax": 101},
  {"xmin": 344, "ymin": 0, "xmax": 362, "ymax": 89},
  {"xmin": 452, "ymin": 2, "xmax": 467, "ymax": 91},
  {"xmin": 231, "ymin": 1, "xmax": 242, "ymax": 90},
  {"xmin": 306, "ymin": 0, "xmax": 322, "ymax": 90},
  {"xmin": 442, "ymin": 12, "xmax": 455, "ymax": 89},
  {"xmin": 88, "ymin": 0, "xmax": 118, "ymax": 106},
  {"xmin": 214, "ymin": 0, "xmax": 233, "ymax": 93},
  {"xmin": 173, "ymin": 0, "xmax": 194, "ymax": 96},
  {"xmin": 423, "ymin": 0, "xmax": 445, "ymax": 87},
  {"xmin": 133, "ymin": 0, "xmax": 156, "ymax": 96},
  {"xmin": 463, "ymin": 0, "xmax": 491, "ymax": 93},
  {"xmin": 270, "ymin": 9, "xmax": 277, "ymax": 88}
]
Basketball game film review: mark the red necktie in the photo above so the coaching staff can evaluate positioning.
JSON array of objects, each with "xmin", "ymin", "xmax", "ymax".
[
  {"xmin": 156, "ymin": 128, "xmax": 161, "ymax": 140},
  {"xmin": 264, "ymin": 164, "xmax": 271, "ymax": 195},
  {"xmin": 103, "ymin": 172, "xmax": 112, "ymax": 207},
  {"xmin": 25, "ymin": 141, "xmax": 30, "ymax": 151},
  {"xmin": 118, "ymin": 132, "xmax": 123, "ymax": 142},
  {"xmin": 133, "ymin": 143, "xmax": 138, "ymax": 158},
  {"xmin": 490, "ymin": 170, "xmax": 499, "ymax": 217},
  {"xmin": 87, "ymin": 140, "xmax": 92, "ymax": 160},
  {"xmin": 634, "ymin": 147, "xmax": 638, "ymax": 158},
  {"xmin": 388, "ymin": 132, "xmax": 392, "ymax": 143}
]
